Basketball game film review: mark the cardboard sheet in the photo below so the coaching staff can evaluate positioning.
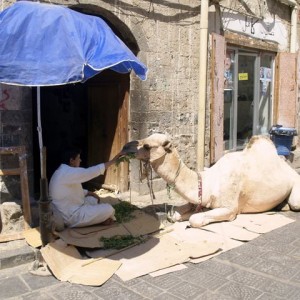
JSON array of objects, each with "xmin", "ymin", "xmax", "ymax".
[
  {"xmin": 110, "ymin": 235, "xmax": 221, "ymax": 281},
  {"xmin": 24, "ymin": 227, "xmax": 42, "ymax": 248},
  {"xmin": 150, "ymin": 264, "xmax": 187, "ymax": 277},
  {"xmin": 200, "ymin": 222, "xmax": 260, "ymax": 241},
  {"xmin": 57, "ymin": 210, "xmax": 160, "ymax": 248},
  {"xmin": 41, "ymin": 239, "xmax": 121, "ymax": 286},
  {"xmin": 41, "ymin": 211, "xmax": 295, "ymax": 283},
  {"xmin": 230, "ymin": 212, "xmax": 294, "ymax": 233}
]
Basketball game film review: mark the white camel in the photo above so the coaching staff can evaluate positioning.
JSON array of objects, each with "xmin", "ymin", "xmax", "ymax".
[{"xmin": 123, "ymin": 134, "xmax": 300, "ymax": 228}]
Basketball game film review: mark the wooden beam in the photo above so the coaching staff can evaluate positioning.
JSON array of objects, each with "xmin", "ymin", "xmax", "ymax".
[{"xmin": 0, "ymin": 168, "xmax": 20, "ymax": 176}]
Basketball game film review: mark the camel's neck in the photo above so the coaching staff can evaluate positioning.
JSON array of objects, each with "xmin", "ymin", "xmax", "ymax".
[{"xmin": 150, "ymin": 149, "xmax": 200, "ymax": 204}]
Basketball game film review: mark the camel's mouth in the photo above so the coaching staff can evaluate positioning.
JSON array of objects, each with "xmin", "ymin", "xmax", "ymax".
[
  {"xmin": 122, "ymin": 141, "xmax": 139, "ymax": 154},
  {"xmin": 122, "ymin": 140, "xmax": 150, "ymax": 162}
]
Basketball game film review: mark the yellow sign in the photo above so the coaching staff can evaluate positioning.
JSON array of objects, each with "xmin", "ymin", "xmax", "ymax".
[{"xmin": 239, "ymin": 73, "xmax": 248, "ymax": 80}]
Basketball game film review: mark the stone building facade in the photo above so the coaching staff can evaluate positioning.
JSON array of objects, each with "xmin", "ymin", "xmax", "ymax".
[{"xmin": 0, "ymin": 0, "xmax": 299, "ymax": 207}]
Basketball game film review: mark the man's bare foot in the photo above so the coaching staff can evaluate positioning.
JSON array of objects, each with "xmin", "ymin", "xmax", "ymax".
[{"xmin": 100, "ymin": 218, "xmax": 114, "ymax": 226}]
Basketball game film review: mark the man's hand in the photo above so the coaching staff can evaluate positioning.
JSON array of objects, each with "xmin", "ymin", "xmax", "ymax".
[
  {"xmin": 87, "ymin": 191, "xmax": 101, "ymax": 203},
  {"xmin": 104, "ymin": 150, "xmax": 127, "ymax": 169}
]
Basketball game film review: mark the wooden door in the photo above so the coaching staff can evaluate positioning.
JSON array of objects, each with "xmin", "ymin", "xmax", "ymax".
[{"xmin": 87, "ymin": 72, "xmax": 129, "ymax": 192}]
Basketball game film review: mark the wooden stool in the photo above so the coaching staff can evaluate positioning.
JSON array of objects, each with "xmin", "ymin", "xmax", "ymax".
[{"xmin": 0, "ymin": 146, "xmax": 32, "ymax": 242}]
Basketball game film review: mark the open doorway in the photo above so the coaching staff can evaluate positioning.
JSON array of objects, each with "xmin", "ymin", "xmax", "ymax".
[{"xmin": 32, "ymin": 70, "xmax": 129, "ymax": 198}]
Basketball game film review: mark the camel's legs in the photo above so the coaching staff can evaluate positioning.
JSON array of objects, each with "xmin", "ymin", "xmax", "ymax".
[
  {"xmin": 168, "ymin": 203, "xmax": 195, "ymax": 222},
  {"xmin": 189, "ymin": 207, "xmax": 237, "ymax": 228}
]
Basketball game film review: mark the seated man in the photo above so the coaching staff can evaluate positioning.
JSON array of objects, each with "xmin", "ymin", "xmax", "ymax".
[{"xmin": 49, "ymin": 148, "xmax": 123, "ymax": 228}]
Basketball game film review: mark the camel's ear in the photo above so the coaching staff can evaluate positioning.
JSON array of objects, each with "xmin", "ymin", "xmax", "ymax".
[{"xmin": 162, "ymin": 140, "xmax": 172, "ymax": 153}]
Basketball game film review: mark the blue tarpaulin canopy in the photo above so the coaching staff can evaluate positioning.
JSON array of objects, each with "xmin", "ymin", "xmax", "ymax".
[
  {"xmin": 0, "ymin": 1, "xmax": 148, "ymax": 181},
  {"xmin": 0, "ymin": 1, "xmax": 148, "ymax": 86}
]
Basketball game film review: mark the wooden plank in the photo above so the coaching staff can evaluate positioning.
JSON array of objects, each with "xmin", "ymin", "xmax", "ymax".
[
  {"xmin": 0, "ymin": 168, "xmax": 20, "ymax": 175},
  {"xmin": 18, "ymin": 146, "xmax": 32, "ymax": 229}
]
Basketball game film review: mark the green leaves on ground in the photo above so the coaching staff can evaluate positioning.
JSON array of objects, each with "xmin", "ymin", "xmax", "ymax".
[
  {"xmin": 100, "ymin": 235, "xmax": 144, "ymax": 249},
  {"xmin": 113, "ymin": 201, "xmax": 139, "ymax": 223}
]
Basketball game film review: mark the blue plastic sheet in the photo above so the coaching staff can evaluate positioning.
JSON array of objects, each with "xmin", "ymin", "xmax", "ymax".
[{"xmin": 0, "ymin": 1, "xmax": 147, "ymax": 86}]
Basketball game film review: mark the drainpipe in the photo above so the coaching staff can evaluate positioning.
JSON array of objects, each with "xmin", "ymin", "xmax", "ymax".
[
  {"xmin": 277, "ymin": 1, "xmax": 297, "ymax": 52},
  {"xmin": 197, "ymin": 0, "xmax": 209, "ymax": 171},
  {"xmin": 290, "ymin": 4, "xmax": 297, "ymax": 53}
]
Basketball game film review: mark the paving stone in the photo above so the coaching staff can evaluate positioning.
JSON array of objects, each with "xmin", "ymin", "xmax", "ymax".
[
  {"xmin": 143, "ymin": 273, "xmax": 184, "ymax": 289},
  {"xmin": 228, "ymin": 269, "xmax": 279, "ymax": 291},
  {"xmin": 152, "ymin": 292, "xmax": 182, "ymax": 300},
  {"xmin": 234, "ymin": 244, "xmax": 268, "ymax": 257},
  {"xmin": 0, "ymin": 276, "xmax": 30, "ymax": 299},
  {"xmin": 220, "ymin": 253, "xmax": 264, "ymax": 268},
  {"xmin": 129, "ymin": 280, "xmax": 164, "ymax": 298},
  {"xmin": 291, "ymin": 270, "xmax": 300, "ymax": 283},
  {"xmin": 194, "ymin": 290, "xmax": 237, "ymax": 300},
  {"xmin": 0, "ymin": 262, "xmax": 31, "ymax": 280},
  {"xmin": 195, "ymin": 259, "xmax": 237, "ymax": 277},
  {"xmin": 49, "ymin": 284, "xmax": 99, "ymax": 300},
  {"xmin": 261, "ymin": 240, "xmax": 297, "ymax": 255},
  {"xmin": 93, "ymin": 281, "xmax": 146, "ymax": 300},
  {"xmin": 256, "ymin": 293, "xmax": 284, "ymax": 300},
  {"xmin": 259, "ymin": 251, "xmax": 300, "ymax": 269},
  {"xmin": 21, "ymin": 290, "xmax": 57, "ymax": 300},
  {"xmin": 180, "ymin": 268, "xmax": 228, "ymax": 290},
  {"xmin": 246, "ymin": 236, "xmax": 269, "ymax": 247},
  {"xmin": 167, "ymin": 281, "xmax": 206, "ymax": 299},
  {"xmin": 254, "ymin": 259, "xmax": 299, "ymax": 280},
  {"xmin": 21, "ymin": 272, "xmax": 59, "ymax": 290},
  {"xmin": 216, "ymin": 281, "xmax": 263, "ymax": 300}
]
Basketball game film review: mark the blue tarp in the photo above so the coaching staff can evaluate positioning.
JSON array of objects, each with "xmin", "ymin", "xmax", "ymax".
[{"xmin": 0, "ymin": 1, "xmax": 148, "ymax": 86}]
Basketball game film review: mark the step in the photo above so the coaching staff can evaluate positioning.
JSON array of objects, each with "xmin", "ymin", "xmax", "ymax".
[{"xmin": 0, "ymin": 239, "xmax": 36, "ymax": 270}]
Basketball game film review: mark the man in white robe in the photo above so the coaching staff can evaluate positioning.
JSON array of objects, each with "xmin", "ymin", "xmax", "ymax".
[{"xmin": 49, "ymin": 148, "xmax": 123, "ymax": 228}]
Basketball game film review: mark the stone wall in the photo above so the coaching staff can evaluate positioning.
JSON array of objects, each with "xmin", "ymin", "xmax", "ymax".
[
  {"xmin": 0, "ymin": 85, "xmax": 33, "ymax": 204},
  {"xmin": 0, "ymin": 0, "xmax": 297, "ymax": 199}
]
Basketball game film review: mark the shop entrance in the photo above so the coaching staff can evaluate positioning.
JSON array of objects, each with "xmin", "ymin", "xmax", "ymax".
[{"xmin": 224, "ymin": 49, "xmax": 274, "ymax": 150}]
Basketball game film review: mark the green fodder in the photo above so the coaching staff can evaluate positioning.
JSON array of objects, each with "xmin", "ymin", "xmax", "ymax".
[
  {"xmin": 100, "ymin": 235, "xmax": 144, "ymax": 249},
  {"xmin": 113, "ymin": 201, "xmax": 139, "ymax": 223},
  {"xmin": 115, "ymin": 153, "xmax": 136, "ymax": 166}
]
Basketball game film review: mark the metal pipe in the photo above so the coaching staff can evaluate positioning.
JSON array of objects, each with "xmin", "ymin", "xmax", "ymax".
[
  {"xmin": 290, "ymin": 5, "xmax": 298, "ymax": 53},
  {"xmin": 197, "ymin": 0, "xmax": 209, "ymax": 171}
]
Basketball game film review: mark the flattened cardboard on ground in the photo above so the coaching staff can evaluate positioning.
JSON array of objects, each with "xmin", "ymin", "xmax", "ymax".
[
  {"xmin": 23, "ymin": 227, "xmax": 42, "ymax": 248},
  {"xmin": 149, "ymin": 264, "xmax": 187, "ymax": 277},
  {"xmin": 168, "ymin": 221, "xmax": 241, "ymax": 246},
  {"xmin": 110, "ymin": 234, "xmax": 221, "ymax": 281},
  {"xmin": 56, "ymin": 210, "xmax": 160, "ymax": 248},
  {"xmin": 169, "ymin": 221, "xmax": 243, "ymax": 264},
  {"xmin": 230, "ymin": 212, "xmax": 295, "ymax": 233},
  {"xmin": 201, "ymin": 222, "xmax": 260, "ymax": 241},
  {"xmin": 41, "ymin": 239, "xmax": 121, "ymax": 286}
]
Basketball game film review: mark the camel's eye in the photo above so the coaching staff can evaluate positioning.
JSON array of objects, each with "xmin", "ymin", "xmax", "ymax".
[{"xmin": 143, "ymin": 144, "xmax": 150, "ymax": 150}]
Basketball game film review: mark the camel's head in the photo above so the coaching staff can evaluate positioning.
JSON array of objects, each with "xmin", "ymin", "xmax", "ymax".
[{"xmin": 122, "ymin": 133, "xmax": 173, "ymax": 163}]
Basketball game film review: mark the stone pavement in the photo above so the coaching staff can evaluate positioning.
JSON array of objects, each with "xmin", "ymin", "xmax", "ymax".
[{"xmin": 0, "ymin": 209, "xmax": 299, "ymax": 300}]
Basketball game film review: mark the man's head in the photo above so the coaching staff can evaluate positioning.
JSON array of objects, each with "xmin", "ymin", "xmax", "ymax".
[{"xmin": 61, "ymin": 148, "xmax": 82, "ymax": 167}]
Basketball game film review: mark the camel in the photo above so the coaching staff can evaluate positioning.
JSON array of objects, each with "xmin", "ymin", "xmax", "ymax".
[{"xmin": 123, "ymin": 134, "xmax": 300, "ymax": 228}]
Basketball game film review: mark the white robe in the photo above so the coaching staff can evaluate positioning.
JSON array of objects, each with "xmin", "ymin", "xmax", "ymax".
[{"xmin": 49, "ymin": 163, "xmax": 115, "ymax": 227}]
